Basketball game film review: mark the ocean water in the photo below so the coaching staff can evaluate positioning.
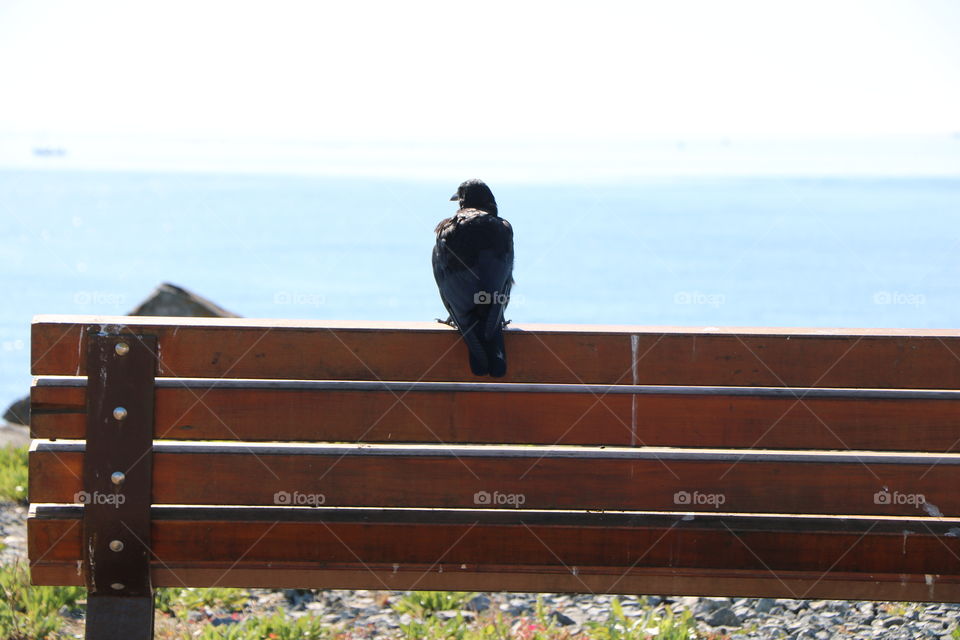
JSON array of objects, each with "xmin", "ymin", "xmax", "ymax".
[{"xmin": 1, "ymin": 169, "xmax": 958, "ymax": 408}]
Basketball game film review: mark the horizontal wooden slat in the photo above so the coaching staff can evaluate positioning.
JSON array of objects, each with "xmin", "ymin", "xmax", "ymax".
[
  {"xmin": 30, "ymin": 442, "xmax": 960, "ymax": 516},
  {"xmin": 29, "ymin": 506, "xmax": 960, "ymax": 601},
  {"xmin": 31, "ymin": 315, "xmax": 960, "ymax": 387},
  {"xmin": 31, "ymin": 377, "xmax": 960, "ymax": 450},
  {"xmin": 32, "ymin": 561, "xmax": 960, "ymax": 602},
  {"xmin": 31, "ymin": 563, "xmax": 960, "ymax": 602}
]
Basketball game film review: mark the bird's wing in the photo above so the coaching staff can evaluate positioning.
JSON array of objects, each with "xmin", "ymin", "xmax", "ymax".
[
  {"xmin": 433, "ymin": 239, "xmax": 483, "ymax": 332},
  {"xmin": 433, "ymin": 240, "xmax": 490, "ymax": 374},
  {"xmin": 476, "ymin": 217, "xmax": 514, "ymax": 340}
]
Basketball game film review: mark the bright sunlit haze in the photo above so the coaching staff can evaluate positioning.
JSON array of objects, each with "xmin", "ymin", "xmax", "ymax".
[{"xmin": 1, "ymin": 0, "xmax": 958, "ymax": 179}]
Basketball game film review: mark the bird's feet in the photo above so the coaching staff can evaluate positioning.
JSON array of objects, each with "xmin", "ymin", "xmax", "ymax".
[{"xmin": 436, "ymin": 316, "xmax": 457, "ymax": 328}]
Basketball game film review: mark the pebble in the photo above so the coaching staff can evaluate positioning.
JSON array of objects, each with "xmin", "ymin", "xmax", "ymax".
[
  {"xmin": 756, "ymin": 597, "xmax": 777, "ymax": 613},
  {"xmin": 549, "ymin": 610, "xmax": 576, "ymax": 626},
  {"xmin": 467, "ymin": 594, "xmax": 491, "ymax": 612},
  {"xmin": 707, "ymin": 606, "xmax": 742, "ymax": 627},
  {"xmin": 436, "ymin": 610, "xmax": 475, "ymax": 621},
  {"xmin": 696, "ymin": 597, "xmax": 733, "ymax": 615}
]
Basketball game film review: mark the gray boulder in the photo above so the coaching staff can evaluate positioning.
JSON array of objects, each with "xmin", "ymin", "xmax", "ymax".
[
  {"xmin": 128, "ymin": 282, "xmax": 238, "ymax": 317},
  {"xmin": 5, "ymin": 283, "xmax": 237, "ymax": 428},
  {"xmin": 3, "ymin": 396, "xmax": 29, "ymax": 426}
]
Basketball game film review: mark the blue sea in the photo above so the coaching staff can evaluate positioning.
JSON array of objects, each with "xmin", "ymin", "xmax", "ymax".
[{"xmin": 1, "ymin": 169, "xmax": 959, "ymax": 409}]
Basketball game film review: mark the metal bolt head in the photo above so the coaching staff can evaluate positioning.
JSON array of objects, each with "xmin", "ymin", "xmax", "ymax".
[
  {"xmin": 109, "ymin": 539, "xmax": 124, "ymax": 552},
  {"xmin": 110, "ymin": 582, "xmax": 125, "ymax": 591},
  {"xmin": 112, "ymin": 406, "xmax": 128, "ymax": 421},
  {"xmin": 110, "ymin": 471, "xmax": 125, "ymax": 485},
  {"xmin": 114, "ymin": 341, "xmax": 130, "ymax": 356}
]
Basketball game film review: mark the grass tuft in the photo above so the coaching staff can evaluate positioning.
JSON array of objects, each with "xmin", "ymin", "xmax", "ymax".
[
  {"xmin": 585, "ymin": 597, "xmax": 697, "ymax": 640},
  {"xmin": 192, "ymin": 612, "xmax": 329, "ymax": 639},
  {"xmin": 0, "ymin": 560, "xmax": 84, "ymax": 639},
  {"xmin": 0, "ymin": 444, "xmax": 28, "ymax": 504},
  {"xmin": 156, "ymin": 586, "xmax": 250, "ymax": 620},
  {"xmin": 392, "ymin": 590, "xmax": 474, "ymax": 618}
]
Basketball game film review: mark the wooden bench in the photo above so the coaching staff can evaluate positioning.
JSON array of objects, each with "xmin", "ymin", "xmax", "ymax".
[{"xmin": 27, "ymin": 314, "xmax": 960, "ymax": 639}]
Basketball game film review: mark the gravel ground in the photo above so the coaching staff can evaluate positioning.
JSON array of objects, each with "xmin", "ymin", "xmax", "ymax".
[
  {"xmin": 0, "ymin": 421, "xmax": 29, "ymax": 448},
  {"xmin": 0, "ymin": 500, "xmax": 27, "ymax": 565},
  {"xmin": 256, "ymin": 589, "xmax": 960, "ymax": 639},
  {"xmin": 3, "ymin": 500, "xmax": 959, "ymax": 639}
]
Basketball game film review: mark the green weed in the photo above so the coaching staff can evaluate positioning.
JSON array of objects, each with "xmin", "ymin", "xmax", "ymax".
[
  {"xmin": 0, "ymin": 444, "xmax": 28, "ymax": 504},
  {"xmin": 189, "ymin": 611, "xmax": 329, "ymax": 639},
  {"xmin": 0, "ymin": 560, "xmax": 84, "ymax": 640},
  {"xmin": 392, "ymin": 590, "xmax": 474, "ymax": 618},
  {"xmin": 585, "ymin": 597, "xmax": 697, "ymax": 640},
  {"xmin": 156, "ymin": 586, "xmax": 250, "ymax": 619}
]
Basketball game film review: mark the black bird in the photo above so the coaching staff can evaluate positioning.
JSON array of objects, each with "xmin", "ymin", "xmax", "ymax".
[{"xmin": 432, "ymin": 179, "xmax": 514, "ymax": 377}]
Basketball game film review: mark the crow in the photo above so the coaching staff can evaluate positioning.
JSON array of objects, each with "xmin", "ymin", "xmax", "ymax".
[{"xmin": 432, "ymin": 179, "xmax": 514, "ymax": 377}]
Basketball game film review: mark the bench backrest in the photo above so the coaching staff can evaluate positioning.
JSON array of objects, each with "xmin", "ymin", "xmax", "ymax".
[{"xmin": 28, "ymin": 315, "xmax": 960, "ymax": 602}]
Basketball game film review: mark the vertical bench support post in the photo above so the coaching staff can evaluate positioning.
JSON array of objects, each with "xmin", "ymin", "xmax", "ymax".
[{"xmin": 82, "ymin": 332, "xmax": 157, "ymax": 640}]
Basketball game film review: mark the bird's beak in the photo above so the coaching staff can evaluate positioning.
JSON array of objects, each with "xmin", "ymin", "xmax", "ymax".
[{"xmin": 449, "ymin": 193, "xmax": 459, "ymax": 201}]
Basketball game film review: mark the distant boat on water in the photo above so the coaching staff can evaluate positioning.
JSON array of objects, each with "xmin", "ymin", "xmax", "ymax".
[{"xmin": 33, "ymin": 147, "xmax": 67, "ymax": 157}]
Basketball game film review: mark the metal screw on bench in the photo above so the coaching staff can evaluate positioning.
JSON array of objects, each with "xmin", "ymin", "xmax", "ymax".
[
  {"xmin": 113, "ymin": 406, "xmax": 128, "ymax": 421},
  {"xmin": 114, "ymin": 341, "xmax": 130, "ymax": 356},
  {"xmin": 111, "ymin": 471, "xmax": 125, "ymax": 485},
  {"xmin": 109, "ymin": 540, "xmax": 124, "ymax": 552}
]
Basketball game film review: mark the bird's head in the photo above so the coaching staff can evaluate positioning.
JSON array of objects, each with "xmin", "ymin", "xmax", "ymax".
[{"xmin": 451, "ymin": 179, "xmax": 498, "ymax": 214}]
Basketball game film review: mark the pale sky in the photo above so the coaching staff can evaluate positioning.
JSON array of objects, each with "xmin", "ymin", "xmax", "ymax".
[{"xmin": 1, "ymin": 0, "xmax": 958, "ymax": 142}]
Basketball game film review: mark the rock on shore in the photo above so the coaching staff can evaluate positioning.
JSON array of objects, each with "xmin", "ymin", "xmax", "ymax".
[{"xmin": 2, "ymin": 282, "xmax": 238, "ymax": 430}]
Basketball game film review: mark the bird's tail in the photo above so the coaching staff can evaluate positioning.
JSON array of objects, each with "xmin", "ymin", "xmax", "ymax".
[
  {"xmin": 481, "ymin": 289, "xmax": 508, "ymax": 377},
  {"xmin": 460, "ymin": 317, "xmax": 507, "ymax": 377},
  {"xmin": 460, "ymin": 322, "xmax": 490, "ymax": 376},
  {"xmin": 484, "ymin": 326, "xmax": 507, "ymax": 378}
]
